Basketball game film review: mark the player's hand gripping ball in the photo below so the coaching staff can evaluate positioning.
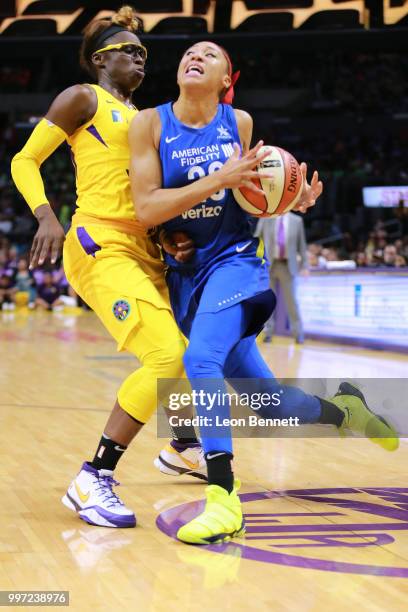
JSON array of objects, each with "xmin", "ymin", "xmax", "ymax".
[{"xmin": 233, "ymin": 145, "xmax": 304, "ymax": 217}]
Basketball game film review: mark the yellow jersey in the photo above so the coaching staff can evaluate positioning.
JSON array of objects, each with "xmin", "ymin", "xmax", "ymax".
[{"xmin": 68, "ymin": 84, "xmax": 140, "ymax": 228}]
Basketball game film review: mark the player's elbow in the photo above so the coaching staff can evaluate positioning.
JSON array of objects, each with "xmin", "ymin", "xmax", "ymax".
[
  {"xmin": 134, "ymin": 197, "xmax": 157, "ymax": 227},
  {"xmin": 135, "ymin": 206, "xmax": 150, "ymax": 226},
  {"xmin": 10, "ymin": 156, "xmax": 19, "ymax": 184},
  {"xmin": 11, "ymin": 151, "xmax": 35, "ymax": 187},
  {"xmin": 11, "ymin": 151, "xmax": 25, "ymax": 176},
  {"xmin": 11, "ymin": 150, "xmax": 36, "ymax": 176},
  {"xmin": 12, "ymin": 149, "xmax": 35, "ymax": 166}
]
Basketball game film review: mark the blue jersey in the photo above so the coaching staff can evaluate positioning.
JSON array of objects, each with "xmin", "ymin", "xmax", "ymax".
[
  {"xmin": 157, "ymin": 102, "xmax": 273, "ymax": 337},
  {"xmin": 158, "ymin": 102, "xmax": 255, "ymax": 266}
]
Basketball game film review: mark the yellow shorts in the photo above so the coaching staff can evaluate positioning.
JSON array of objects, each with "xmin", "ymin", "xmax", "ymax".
[{"xmin": 63, "ymin": 223, "xmax": 171, "ymax": 351}]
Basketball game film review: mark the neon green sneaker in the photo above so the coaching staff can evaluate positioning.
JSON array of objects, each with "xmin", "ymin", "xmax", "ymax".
[
  {"xmin": 330, "ymin": 382, "xmax": 399, "ymax": 452},
  {"xmin": 177, "ymin": 480, "xmax": 245, "ymax": 545}
]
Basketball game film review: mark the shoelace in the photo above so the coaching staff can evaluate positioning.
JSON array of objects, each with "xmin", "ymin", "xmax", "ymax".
[{"xmin": 93, "ymin": 475, "xmax": 124, "ymax": 508}]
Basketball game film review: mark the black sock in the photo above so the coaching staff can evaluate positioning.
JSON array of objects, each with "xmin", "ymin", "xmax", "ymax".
[
  {"xmin": 318, "ymin": 398, "xmax": 345, "ymax": 428},
  {"xmin": 205, "ymin": 451, "xmax": 234, "ymax": 493},
  {"xmin": 164, "ymin": 407, "xmax": 198, "ymax": 444},
  {"xmin": 91, "ymin": 434, "xmax": 127, "ymax": 471}
]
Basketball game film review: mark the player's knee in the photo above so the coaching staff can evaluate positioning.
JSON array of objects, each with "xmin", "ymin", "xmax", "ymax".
[
  {"xmin": 149, "ymin": 338, "xmax": 186, "ymax": 378},
  {"xmin": 183, "ymin": 344, "xmax": 223, "ymax": 378}
]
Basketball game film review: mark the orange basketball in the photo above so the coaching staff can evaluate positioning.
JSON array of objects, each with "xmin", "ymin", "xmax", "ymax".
[{"xmin": 233, "ymin": 145, "xmax": 303, "ymax": 217}]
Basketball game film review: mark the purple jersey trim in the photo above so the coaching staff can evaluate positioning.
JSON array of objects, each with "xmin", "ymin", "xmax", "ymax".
[
  {"xmin": 76, "ymin": 227, "xmax": 101, "ymax": 258},
  {"xmin": 86, "ymin": 124, "xmax": 108, "ymax": 147}
]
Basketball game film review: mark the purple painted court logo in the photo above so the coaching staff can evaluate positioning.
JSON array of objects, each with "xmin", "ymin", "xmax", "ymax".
[
  {"xmin": 156, "ymin": 487, "xmax": 408, "ymax": 577},
  {"xmin": 112, "ymin": 300, "xmax": 131, "ymax": 321}
]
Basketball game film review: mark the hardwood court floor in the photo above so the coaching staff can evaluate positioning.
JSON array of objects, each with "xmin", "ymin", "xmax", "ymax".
[{"xmin": 0, "ymin": 310, "xmax": 407, "ymax": 611}]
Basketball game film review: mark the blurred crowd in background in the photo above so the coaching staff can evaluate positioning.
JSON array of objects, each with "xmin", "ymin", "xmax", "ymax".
[
  {"xmin": 4, "ymin": 51, "xmax": 407, "ymax": 115},
  {"xmin": 307, "ymin": 224, "xmax": 408, "ymax": 269},
  {"xmin": 0, "ymin": 242, "xmax": 77, "ymax": 312}
]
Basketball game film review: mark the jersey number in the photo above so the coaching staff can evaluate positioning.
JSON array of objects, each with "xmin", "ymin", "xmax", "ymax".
[{"xmin": 187, "ymin": 162, "xmax": 226, "ymax": 202}]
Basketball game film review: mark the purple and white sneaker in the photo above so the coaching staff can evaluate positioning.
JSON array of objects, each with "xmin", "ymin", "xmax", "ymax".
[
  {"xmin": 153, "ymin": 440, "xmax": 207, "ymax": 481},
  {"xmin": 62, "ymin": 462, "xmax": 136, "ymax": 528}
]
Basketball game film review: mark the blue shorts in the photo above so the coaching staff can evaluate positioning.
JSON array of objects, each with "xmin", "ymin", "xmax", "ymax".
[{"xmin": 166, "ymin": 239, "xmax": 274, "ymax": 338}]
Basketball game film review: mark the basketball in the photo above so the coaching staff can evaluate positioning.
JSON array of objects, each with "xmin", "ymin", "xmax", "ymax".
[{"xmin": 233, "ymin": 146, "xmax": 303, "ymax": 217}]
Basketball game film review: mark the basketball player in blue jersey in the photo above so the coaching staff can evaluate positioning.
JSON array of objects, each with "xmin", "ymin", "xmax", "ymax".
[{"xmin": 129, "ymin": 41, "xmax": 398, "ymax": 544}]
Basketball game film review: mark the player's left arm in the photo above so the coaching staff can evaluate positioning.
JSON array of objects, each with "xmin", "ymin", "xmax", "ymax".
[
  {"xmin": 295, "ymin": 163, "xmax": 324, "ymax": 214},
  {"xmin": 235, "ymin": 108, "xmax": 323, "ymax": 215},
  {"xmin": 234, "ymin": 108, "xmax": 253, "ymax": 155}
]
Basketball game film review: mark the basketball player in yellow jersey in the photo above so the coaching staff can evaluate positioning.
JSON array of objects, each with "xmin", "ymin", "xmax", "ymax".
[{"xmin": 11, "ymin": 6, "xmax": 206, "ymax": 529}]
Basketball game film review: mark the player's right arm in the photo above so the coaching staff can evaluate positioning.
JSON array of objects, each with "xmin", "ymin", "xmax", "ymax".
[
  {"xmin": 11, "ymin": 85, "xmax": 96, "ymax": 268},
  {"xmin": 129, "ymin": 109, "xmax": 271, "ymax": 227}
]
